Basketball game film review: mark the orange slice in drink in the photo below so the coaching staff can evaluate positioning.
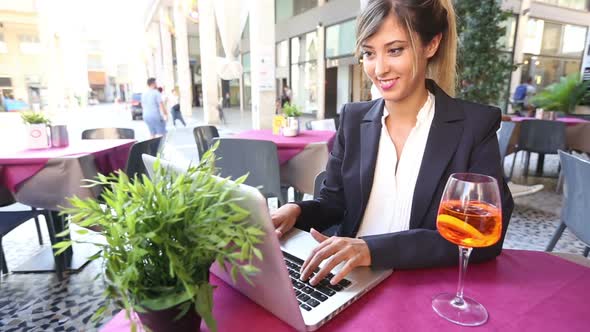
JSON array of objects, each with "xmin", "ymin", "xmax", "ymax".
[{"xmin": 437, "ymin": 214, "xmax": 485, "ymax": 240}]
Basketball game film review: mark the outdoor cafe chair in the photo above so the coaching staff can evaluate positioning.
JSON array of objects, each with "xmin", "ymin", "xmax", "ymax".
[
  {"xmin": 305, "ymin": 119, "xmax": 337, "ymax": 131},
  {"xmin": 545, "ymin": 151, "xmax": 590, "ymax": 257},
  {"xmin": 508, "ymin": 120, "xmax": 566, "ymax": 179},
  {"xmin": 212, "ymin": 138, "xmax": 285, "ymax": 205},
  {"xmin": 498, "ymin": 121, "xmax": 516, "ymax": 180},
  {"xmin": 0, "ymin": 186, "xmax": 58, "ymax": 276},
  {"xmin": 82, "ymin": 128, "xmax": 135, "ymax": 139},
  {"xmin": 125, "ymin": 136, "xmax": 163, "ymax": 181},
  {"xmin": 193, "ymin": 125, "xmax": 219, "ymax": 158}
]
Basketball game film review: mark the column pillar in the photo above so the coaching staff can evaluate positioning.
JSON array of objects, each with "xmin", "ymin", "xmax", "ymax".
[
  {"xmin": 509, "ymin": 0, "xmax": 531, "ymax": 113},
  {"xmin": 173, "ymin": 0, "xmax": 193, "ymax": 117},
  {"xmin": 249, "ymin": 0, "xmax": 276, "ymax": 129},
  {"xmin": 239, "ymin": 52, "xmax": 244, "ymax": 113},
  {"xmin": 159, "ymin": 7, "xmax": 175, "ymax": 92},
  {"xmin": 197, "ymin": 0, "xmax": 220, "ymax": 124},
  {"xmin": 316, "ymin": 23, "xmax": 326, "ymax": 119}
]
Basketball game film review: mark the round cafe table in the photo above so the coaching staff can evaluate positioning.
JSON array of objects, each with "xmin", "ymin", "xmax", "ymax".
[{"xmin": 101, "ymin": 249, "xmax": 590, "ymax": 331}]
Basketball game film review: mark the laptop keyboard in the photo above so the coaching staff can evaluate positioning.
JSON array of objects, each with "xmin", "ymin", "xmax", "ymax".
[{"xmin": 282, "ymin": 251, "xmax": 352, "ymax": 312}]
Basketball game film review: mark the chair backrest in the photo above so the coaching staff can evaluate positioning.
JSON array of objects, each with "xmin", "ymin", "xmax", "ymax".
[
  {"xmin": 82, "ymin": 128, "xmax": 135, "ymax": 139},
  {"xmin": 213, "ymin": 138, "xmax": 285, "ymax": 204},
  {"xmin": 313, "ymin": 171, "xmax": 326, "ymax": 200},
  {"xmin": 193, "ymin": 126, "xmax": 220, "ymax": 158},
  {"xmin": 498, "ymin": 121, "xmax": 516, "ymax": 161},
  {"xmin": 518, "ymin": 120, "xmax": 566, "ymax": 154},
  {"xmin": 559, "ymin": 150, "xmax": 590, "ymax": 246},
  {"xmin": 125, "ymin": 137, "xmax": 163, "ymax": 179},
  {"xmin": 308, "ymin": 119, "xmax": 337, "ymax": 131}
]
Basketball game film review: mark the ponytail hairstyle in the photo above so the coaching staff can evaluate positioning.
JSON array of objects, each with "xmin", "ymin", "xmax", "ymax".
[{"xmin": 356, "ymin": 0, "xmax": 458, "ymax": 96}]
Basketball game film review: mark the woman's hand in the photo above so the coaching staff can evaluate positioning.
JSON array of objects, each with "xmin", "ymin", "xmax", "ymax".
[
  {"xmin": 271, "ymin": 203, "xmax": 301, "ymax": 238},
  {"xmin": 300, "ymin": 229, "xmax": 372, "ymax": 286}
]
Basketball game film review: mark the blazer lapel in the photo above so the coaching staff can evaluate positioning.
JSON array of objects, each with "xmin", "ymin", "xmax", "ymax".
[
  {"xmin": 357, "ymin": 99, "xmax": 384, "ymax": 233},
  {"xmin": 409, "ymin": 81, "xmax": 465, "ymax": 229}
]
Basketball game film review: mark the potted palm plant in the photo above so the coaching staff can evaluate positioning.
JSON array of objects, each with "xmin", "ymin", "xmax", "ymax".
[
  {"xmin": 54, "ymin": 147, "xmax": 265, "ymax": 332},
  {"xmin": 20, "ymin": 110, "xmax": 51, "ymax": 149},
  {"xmin": 282, "ymin": 102, "xmax": 302, "ymax": 137},
  {"xmin": 531, "ymin": 73, "xmax": 590, "ymax": 118}
]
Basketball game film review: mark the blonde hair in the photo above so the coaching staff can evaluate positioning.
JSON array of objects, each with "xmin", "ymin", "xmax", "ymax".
[{"xmin": 356, "ymin": 0, "xmax": 457, "ymax": 96}]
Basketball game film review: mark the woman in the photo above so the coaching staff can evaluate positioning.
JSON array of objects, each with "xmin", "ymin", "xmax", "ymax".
[
  {"xmin": 271, "ymin": 0, "xmax": 513, "ymax": 287},
  {"xmin": 170, "ymin": 87, "xmax": 186, "ymax": 127}
]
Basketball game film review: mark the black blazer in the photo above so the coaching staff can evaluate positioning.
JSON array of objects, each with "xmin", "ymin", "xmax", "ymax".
[{"xmin": 295, "ymin": 80, "xmax": 514, "ymax": 270}]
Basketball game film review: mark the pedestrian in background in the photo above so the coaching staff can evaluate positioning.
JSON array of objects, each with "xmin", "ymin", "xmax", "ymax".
[
  {"xmin": 170, "ymin": 87, "xmax": 186, "ymax": 127},
  {"xmin": 141, "ymin": 78, "xmax": 168, "ymax": 137}
]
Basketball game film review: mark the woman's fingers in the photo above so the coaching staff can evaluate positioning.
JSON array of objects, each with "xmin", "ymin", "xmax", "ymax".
[{"xmin": 310, "ymin": 250, "xmax": 349, "ymax": 285}]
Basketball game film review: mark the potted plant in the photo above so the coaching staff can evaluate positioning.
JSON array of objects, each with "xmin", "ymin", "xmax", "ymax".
[
  {"xmin": 54, "ymin": 147, "xmax": 265, "ymax": 332},
  {"xmin": 531, "ymin": 73, "xmax": 590, "ymax": 118},
  {"xmin": 282, "ymin": 102, "xmax": 302, "ymax": 137},
  {"xmin": 20, "ymin": 110, "xmax": 51, "ymax": 149}
]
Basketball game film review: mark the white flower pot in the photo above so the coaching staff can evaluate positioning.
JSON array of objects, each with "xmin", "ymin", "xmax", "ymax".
[
  {"xmin": 283, "ymin": 117, "xmax": 300, "ymax": 137},
  {"xmin": 27, "ymin": 123, "xmax": 50, "ymax": 149}
]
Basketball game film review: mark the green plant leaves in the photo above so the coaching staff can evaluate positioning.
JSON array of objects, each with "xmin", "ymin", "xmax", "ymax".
[
  {"xmin": 53, "ymin": 148, "xmax": 264, "ymax": 332},
  {"xmin": 140, "ymin": 291, "xmax": 193, "ymax": 311},
  {"xmin": 195, "ymin": 283, "xmax": 216, "ymax": 332},
  {"xmin": 455, "ymin": 0, "xmax": 515, "ymax": 106},
  {"xmin": 531, "ymin": 74, "xmax": 590, "ymax": 113},
  {"xmin": 20, "ymin": 111, "xmax": 51, "ymax": 125},
  {"xmin": 282, "ymin": 102, "xmax": 302, "ymax": 117}
]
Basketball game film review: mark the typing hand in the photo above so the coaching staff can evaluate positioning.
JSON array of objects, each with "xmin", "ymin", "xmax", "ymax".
[
  {"xmin": 300, "ymin": 228, "xmax": 371, "ymax": 286},
  {"xmin": 271, "ymin": 203, "xmax": 300, "ymax": 238}
]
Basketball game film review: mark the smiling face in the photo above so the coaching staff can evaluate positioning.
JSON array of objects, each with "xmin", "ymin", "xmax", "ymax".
[{"xmin": 361, "ymin": 11, "xmax": 440, "ymax": 104}]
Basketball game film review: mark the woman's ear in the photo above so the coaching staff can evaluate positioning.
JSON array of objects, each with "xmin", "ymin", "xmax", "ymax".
[{"xmin": 425, "ymin": 33, "xmax": 442, "ymax": 59}]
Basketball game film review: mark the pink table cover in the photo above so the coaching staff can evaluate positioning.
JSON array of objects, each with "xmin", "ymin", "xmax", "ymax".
[
  {"xmin": 101, "ymin": 250, "xmax": 590, "ymax": 331},
  {"xmin": 510, "ymin": 116, "xmax": 589, "ymax": 126},
  {"xmin": 234, "ymin": 130, "xmax": 336, "ymax": 165},
  {"xmin": 0, "ymin": 139, "xmax": 135, "ymax": 192}
]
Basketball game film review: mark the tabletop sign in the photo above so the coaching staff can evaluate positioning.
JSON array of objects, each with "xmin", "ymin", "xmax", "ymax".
[{"xmin": 272, "ymin": 115, "xmax": 285, "ymax": 135}]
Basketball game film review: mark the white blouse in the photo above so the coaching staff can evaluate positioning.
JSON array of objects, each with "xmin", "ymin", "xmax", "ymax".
[{"xmin": 356, "ymin": 92, "xmax": 435, "ymax": 237}]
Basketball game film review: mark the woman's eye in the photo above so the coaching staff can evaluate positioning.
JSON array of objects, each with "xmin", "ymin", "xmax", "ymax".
[
  {"xmin": 361, "ymin": 50, "xmax": 374, "ymax": 58},
  {"xmin": 388, "ymin": 48, "xmax": 404, "ymax": 56}
]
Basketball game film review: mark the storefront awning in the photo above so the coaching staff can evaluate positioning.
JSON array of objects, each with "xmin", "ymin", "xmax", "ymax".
[{"xmin": 88, "ymin": 71, "xmax": 106, "ymax": 86}]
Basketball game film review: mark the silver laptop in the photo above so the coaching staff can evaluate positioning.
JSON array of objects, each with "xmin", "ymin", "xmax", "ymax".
[{"xmin": 142, "ymin": 154, "xmax": 392, "ymax": 331}]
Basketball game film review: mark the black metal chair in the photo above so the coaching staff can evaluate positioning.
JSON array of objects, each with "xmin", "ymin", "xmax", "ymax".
[
  {"xmin": 498, "ymin": 121, "xmax": 516, "ymax": 180},
  {"xmin": 82, "ymin": 128, "xmax": 135, "ymax": 139},
  {"xmin": 546, "ymin": 151, "xmax": 590, "ymax": 257},
  {"xmin": 508, "ymin": 120, "xmax": 566, "ymax": 178},
  {"xmin": 125, "ymin": 137, "xmax": 163, "ymax": 180},
  {"xmin": 0, "ymin": 186, "xmax": 55, "ymax": 275},
  {"xmin": 213, "ymin": 138, "xmax": 285, "ymax": 205},
  {"xmin": 313, "ymin": 171, "xmax": 326, "ymax": 200},
  {"xmin": 193, "ymin": 126, "xmax": 220, "ymax": 158}
]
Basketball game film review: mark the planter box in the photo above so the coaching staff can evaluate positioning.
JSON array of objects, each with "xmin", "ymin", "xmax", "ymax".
[{"xmin": 27, "ymin": 123, "xmax": 50, "ymax": 149}]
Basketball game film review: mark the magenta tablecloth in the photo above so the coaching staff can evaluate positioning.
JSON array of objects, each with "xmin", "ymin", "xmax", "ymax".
[
  {"xmin": 100, "ymin": 250, "xmax": 590, "ymax": 332},
  {"xmin": 510, "ymin": 116, "xmax": 589, "ymax": 126},
  {"xmin": 0, "ymin": 139, "xmax": 135, "ymax": 192},
  {"xmin": 234, "ymin": 130, "xmax": 336, "ymax": 165}
]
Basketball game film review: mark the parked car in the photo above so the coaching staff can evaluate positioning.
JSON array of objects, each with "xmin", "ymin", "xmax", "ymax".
[{"xmin": 131, "ymin": 93, "xmax": 142, "ymax": 120}]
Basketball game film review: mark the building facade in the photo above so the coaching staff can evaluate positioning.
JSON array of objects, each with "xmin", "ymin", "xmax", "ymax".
[
  {"xmin": 142, "ymin": 0, "xmax": 590, "ymax": 124},
  {"xmin": 0, "ymin": 1, "xmax": 44, "ymax": 111},
  {"xmin": 268, "ymin": 0, "xmax": 590, "ymax": 115}
]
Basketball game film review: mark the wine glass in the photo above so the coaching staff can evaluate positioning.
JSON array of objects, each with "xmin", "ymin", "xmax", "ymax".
[{"xmin": 432, "ymin": 173, "xmax": 502, "ymax": 326}]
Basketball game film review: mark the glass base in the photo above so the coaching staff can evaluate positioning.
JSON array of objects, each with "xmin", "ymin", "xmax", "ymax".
[{"xmin": 432, "ymin": 293, "xmax": 488, "ymax": 326}]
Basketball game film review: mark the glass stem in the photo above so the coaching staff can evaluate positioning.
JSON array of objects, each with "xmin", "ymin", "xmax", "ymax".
[{"xmin": 453, "ymin": 246, "xmax": 473, "ymax": 308}]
